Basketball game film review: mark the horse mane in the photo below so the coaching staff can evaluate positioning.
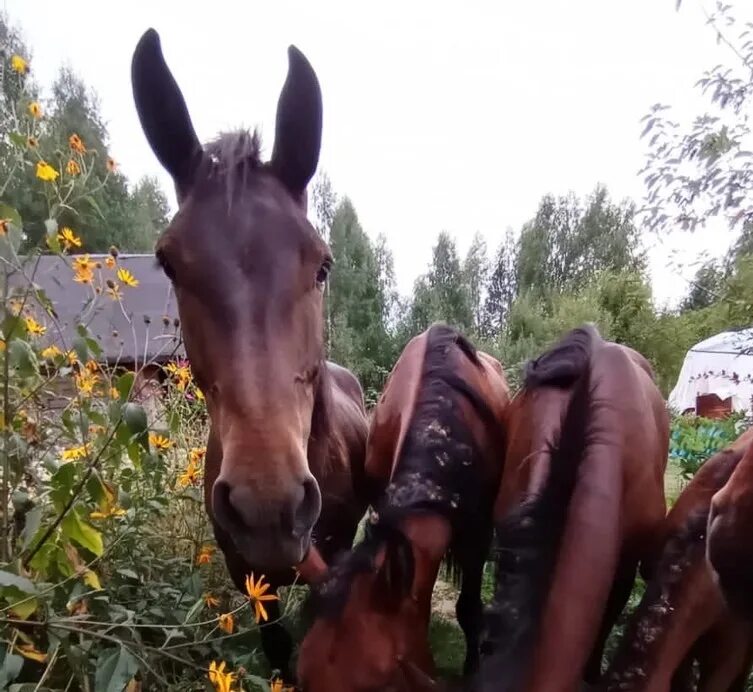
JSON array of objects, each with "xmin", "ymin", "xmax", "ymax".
[
  {"xmin": 605, "ymin": 444, "xmax": 747, "ymax": 687},
  {"xmin": 308, "ymin": 323, "xmax": 498, "ymax": 616},
  {"xmin": 477, "ymin": 325, "xmax": 596, "ymax": 691},
  {"xmin": 306, "ymin": 518, "xmax": 411, "ymax": 620},
  {"xmin": 523, "ymin": 323, "xmax": 600, "ymax": 389},
  {"xmin": 197, "ymin": 129, "xmax": 265, "ymax": 209}
]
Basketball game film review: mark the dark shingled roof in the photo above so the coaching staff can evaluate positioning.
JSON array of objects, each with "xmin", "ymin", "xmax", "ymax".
[{"xmin": 10, "ymin": 254, "xmax": 184, "ymax": 365}]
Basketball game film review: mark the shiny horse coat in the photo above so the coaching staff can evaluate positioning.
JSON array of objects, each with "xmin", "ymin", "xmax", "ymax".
[
  {"xmin": 605, "ymin": 427, "xmax": 753, "ymax": 692},
  {"xmin": 476, "ymin": 324, "xmax": 669, "ymax": 692},
  {"xmin": 298, "ymin": 324, "xmax": 510, "ymax": 691}
]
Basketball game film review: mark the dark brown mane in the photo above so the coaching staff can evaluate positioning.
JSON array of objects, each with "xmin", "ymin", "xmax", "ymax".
[
  {"xmin": 524, "ymin": 324, "xmax": 600, "ymax": 390},
  {"xmin": 197, "ymin": 129, "xmax": 265, "ymax": 208},
  {"xmin": 605, "ymin": 445, "xmax": 747, "ymax": 688},
  {"xmin": 308, "ymin": 323, "xmax": 498, "ymax": 618}
]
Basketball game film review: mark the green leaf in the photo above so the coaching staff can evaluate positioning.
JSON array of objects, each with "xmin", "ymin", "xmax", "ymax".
[
  {"xmin": 84, "ymin": 195, "xmax": 106, "ymax": 221},
  {"xmin": 20, "ymin": 507, "xmax": 43, "ymax": 552},
  {"xmin": 183, "ymin": 597, "xmax": 204, "ymax": 625},
  {"xmin": 116, "ymin": 568, "xmax": 139, "ymax": 581},
  {"xmin": 8, "ymin": 340, "xmax": 37, "ymax": 378},
  {"xmin": 122, "ymin": 403, "xmax": 148, "ymax": 449},
  {"xmin": 72, "ymin": 336, "xmax": 89, "ymax": 365},
  {"xmin": 0, "ymin": 203, "xmax": 22, "ymax": 228},
  {"xmin": 0, "ymin": 648, "xmax": 23, "ymax": 688},
  {"xmin": 86, "ymin": 337, "xmax": 103, "ymax": 358},
  {"xmin": 95, "ymin": 646, "xmax": 139, "ymax": 692},
  {"xmin": 117, "ymin": 372, "xmax": 135, "ymax": 400},
  {"xmin": 8, "ymin": 131, "xmax": 26, "ymax": 148},
  {"xmin": 3, "ymin": 589, "xmax": 38, "ymax": 620},
  {"xmin": 0, "ymin": 571, "xmax": 37, "ymax": 595},
  {"xmin": 61, "ymin": 510, "xmax": 103, "ymax": 557}
]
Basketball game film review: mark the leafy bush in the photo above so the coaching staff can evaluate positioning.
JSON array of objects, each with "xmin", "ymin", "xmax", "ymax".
[
  {"xmin": 669, "ymin": 412, "xmax": 748, "ymax": 480},
  {"xmin": 0, "ymin": 51, "xmax": 294, "ymax": 692}
]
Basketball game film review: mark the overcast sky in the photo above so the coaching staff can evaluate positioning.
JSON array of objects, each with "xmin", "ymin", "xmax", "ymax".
[{"xmin": 3, "ymin": 0, "xmax": 746, "ymax": 306}]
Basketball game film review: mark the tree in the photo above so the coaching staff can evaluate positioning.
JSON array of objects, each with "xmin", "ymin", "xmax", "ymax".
[
  {"xmin": 327, "ymin": 198, "xmax": 392, "ymax": 394},
  {"xmin": 641, "ymin": 3, "xmax": 753, "ymax": 238},
  {"xmin": 129, "ymin": 176, "xmax": 171, "ymax": 250},
  {"xmin": 681, "ymin": 260, "xmax": 726, "ymax": 312},
  {"xmin": 515, "ymin": 184, "xmax": 643, "ymax": 298},
  {"xmin": 405, "ymin": 231, "xmax": 473, "ymax": 334},
  {"xmin": 463, "ymin": 232, "xmax": 489, "ymax": 333},
  {"xmin": 310, "ymin": 170, "xmax": 337, "ymax": 239},
  {"xmin": 482, "ymin": 228, "xmax": 518, "ymax": 336}
]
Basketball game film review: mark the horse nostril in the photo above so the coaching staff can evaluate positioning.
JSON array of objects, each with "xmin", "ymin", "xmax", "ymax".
[
  {"xmin": 212, "ymin": 479, "xmax": 248, "ymax": 533},
  {"xmin": 293, "ymin": 478, "xmax": 322, "ymax": 537}
]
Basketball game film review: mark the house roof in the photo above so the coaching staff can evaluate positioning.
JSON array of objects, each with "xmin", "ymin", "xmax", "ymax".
[{"xmin": 10, "ymin": 254, "xmax": 184, "ymax": 364}]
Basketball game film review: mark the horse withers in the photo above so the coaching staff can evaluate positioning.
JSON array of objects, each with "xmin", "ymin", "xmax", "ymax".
[
  {"xmin": 475, "ymin": 324, "xmax": 669, "ymax": 692},
  {"xmin": 297, "ymin": 324, "xmax": 511, "ymax": 691},
  {"xmin": 604, "ymin": 427, "xmax": 753, "ymax": 692},
  {"xmin": 130, "ymin": 30, "xmax": 369, "ymax": 678}
]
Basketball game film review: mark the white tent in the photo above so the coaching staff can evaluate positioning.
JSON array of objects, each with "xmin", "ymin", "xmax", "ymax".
[{"xmin": 668, "ymin": 328, "xmax": 753, "ymax": 414}]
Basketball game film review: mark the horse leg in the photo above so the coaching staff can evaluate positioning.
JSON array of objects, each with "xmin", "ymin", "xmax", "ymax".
[
  {"xmin": 583, "ymin": 558, "xmax": 638, "ymax": 685},
  {"xmin": 455, "ymin": 533, "xmax": 491, "ymax": 677}
]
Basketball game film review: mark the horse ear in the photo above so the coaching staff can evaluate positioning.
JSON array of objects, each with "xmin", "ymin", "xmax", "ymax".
[
  {"xmin": 270, "ymin": 45, "xmax": 322, "ymax": 198},
  {"xmin": 131, "ymin": 28, "xmax": 202, "ymax": 195},
  {"xmin": 373, "ymin": 534, "xmax": 415, "ymax": 611}
]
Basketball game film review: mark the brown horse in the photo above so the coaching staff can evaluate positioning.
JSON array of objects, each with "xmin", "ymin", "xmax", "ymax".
[
  {"xmin": 604, "ymin": 427, "xmax": 753, "ymax": 692},
  {"xmin": 297, "ymin": 323, "xmax": 511, "ymax": 691},
  {"xmin": 475, "ymin": 324, "xmax": 669, "ymax": 692},
  {"xmin": 708, "ymin": 426, "xmax": 753, "ymax": 619},
  {"xmin": 130, "ymin": 30, "xmax": 369, "ymax": 678}
]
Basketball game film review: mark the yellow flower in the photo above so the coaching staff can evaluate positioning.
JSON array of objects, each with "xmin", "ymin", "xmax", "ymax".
[
  {"xmin": 75, "ymin": 371, "xmax": 99, "ymax": 396},
  {"xmin": 109, "ymin": 386, "xmax": 120, "ymax": 400},
  {"xmin": 149, "ymin": 433, "xmax": 173, "ymax": 451},
  {"xmin": 203, "ymin": 593, "xmax": 219, "ymax": 609},
  {"xmin": 15, "ymin": 643, "xmax": 47, "ymax": 663},
  {"xmin": 58, "ymin": 227, "xmax": 82, "ymax": 250},
  {"xmin": 117, "ymin": 267, "xmax": 139, "ymax": 288},
  {"xmin": 36, "ymin": 161, "xmax": 58, "ymax": 181},
  {"xmin": 189, "ymin": 447, "xmax": 206, "ymax": 465},
  {"xmin": 165, "ymin": 361, "xmax": 192, "ymax": 391},
  {"xmin": 24, "ymin": 316, "xmax": 46, "ymax": 337},
  {"xmin": 105, "ymin": 256, "xmax": 116, "ymax": 269},
  {"xmin": 72, "ymin": 255, "xmax": 96, "ymax": 285},
  {"xmin": 85, "ymin": 360, "xmax": 98, "ymax": 373},
  {"xmin": 41, "ymin": 345, "xmax": 63, "ymax": 360},
  {"xmin": 11, "ymin": 54, "xmax": 28, "ymax": 74},
  {"xmin": 28, "ymin": 101, "xmax": 42, "ymax": 119},
  {"xmin": 208, "ymin": 661, "xmax": 235, "ymax": 692},
  {"xmin": 270, "ymin": 679, "xmax": 295, "ymax": 692},
  {"xmin": 0, "ymin": 338, "xmax": 5, "ymax": 353},
  {"xmin": 27, "ymin": 136, "xmax": 38, "ymax": 149},
  {"xmin": 218, "ymin": 612, "xmax": 234, "ymax": 634},
  {"xmin": 90, "ymin": 505, "xmax": 127, "ymax": 520},
  {"xmin": 196, "ymin": 544, "xmax": 214, "ymax": 565},
  {"xmin": 194, "ymin": 387, "xmax": 205, "ymax": 402},
  {"xmin": 61, "ymin": 443, "xmax": 91, "ymax": 462},
  {"xmin": 69, "ymin": 133, "xmax": 86, "ymax": 154},
  {"xmin": 244, "ymin": 573, "xmax": 278, "ymax": 623},
  {"xmin": 67, "ymin": 351, "xmax": 78, "ymax": 365},
  {"xmin": 66, "ymin": 159, "xmax": 81, "ymax": 176},
  {"xmin": 0, "ymin": 219, "xmax": 8, "ymax": 235},
  {"xmin": 106, "ymin": 157, "xmax": 117, "ymax": 173}
]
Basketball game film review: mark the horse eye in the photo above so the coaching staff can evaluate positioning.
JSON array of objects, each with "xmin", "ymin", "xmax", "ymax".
[{"xmin": 316, "ymin": 259, "xmax": 332, "ymax": 286}]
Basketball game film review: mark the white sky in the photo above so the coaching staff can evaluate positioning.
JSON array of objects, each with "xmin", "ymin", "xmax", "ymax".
[{"xmin": 3, "ymin": 0, "xmax": 746, "ymax": 308}]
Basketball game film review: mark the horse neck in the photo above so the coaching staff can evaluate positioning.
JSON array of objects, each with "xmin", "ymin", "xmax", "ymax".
[
  {"xmin": 605, "ymin": 536, "xmax": 723, "ymax": 690},
  {"xmin": 515, "ymin": 388, "xmax": 624, "ymax": 691}
]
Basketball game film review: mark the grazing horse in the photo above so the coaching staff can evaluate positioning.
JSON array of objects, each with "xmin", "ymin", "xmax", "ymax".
[
  {"xmin": 707, "ymin": 426, "xmax": 753, "ymax": 618},
  {"xmin": 476, "ymin": 324, "xmax": 669, "ymax": 692},
  {"xmin": 130, "ymin": 30, "xmax": 369, "ymax": 678},
  {"xmin": 604, "ymin": 427, "xmax": 753, "ymax": 692},
  {"xmin": 297, "ymin": 323, "xmax": 511, "ymax": 691}
]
